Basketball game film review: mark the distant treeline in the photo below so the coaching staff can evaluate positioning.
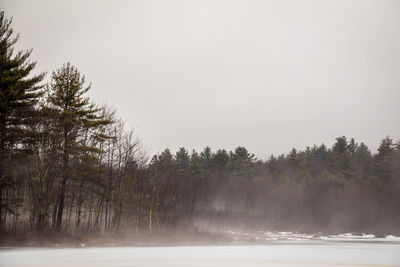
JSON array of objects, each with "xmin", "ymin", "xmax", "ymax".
[
  {"xmin": 148, "ymin": 137, "xmax": 400, "ymax": 234},
  {"xmin": 1, "ymin": 11, "xmax": 399, "ymax": 235}
]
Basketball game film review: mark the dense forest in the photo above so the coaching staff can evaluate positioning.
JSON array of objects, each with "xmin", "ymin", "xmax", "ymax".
[{"xmin": 1, "ymin": 11, "xmax": 399, "ymax": 236}]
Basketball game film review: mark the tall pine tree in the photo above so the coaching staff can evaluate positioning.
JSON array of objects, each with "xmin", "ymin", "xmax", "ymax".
[
  {"xmin": 46, "ymin": 63, "xmax": 111, "ymax": 231},
  {"xmin": 0, "ymin": 11, "xmax": 44, "ymax": 230}
]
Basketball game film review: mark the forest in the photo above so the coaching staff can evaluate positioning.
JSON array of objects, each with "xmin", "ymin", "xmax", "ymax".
[{"xmin": 1, "ymin": 10, "xmax": 400, "ymax": 237}]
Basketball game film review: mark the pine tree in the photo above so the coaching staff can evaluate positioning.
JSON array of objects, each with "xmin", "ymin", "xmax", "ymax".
[
  {"xmin": 0, "ymin": 11, "xmax": 44, "ymax": 229},
  {"xmin": 332, "ymin": 136, "xmax": 353, "ymax": 179},
  {"xmin": 46, "ymin": 63, "xmax": 110, "ymax": 231},
  {"xmin": 175, "ymin": 147, "xmax": 189, "ymax": 172},
  {"xmin": 374, "ymin": 136, "xmax": 394, "ymax": 181},
  {"xmin": 230, "ymin": 146, "xmax": 256, "ymax": 178},
  {"xmin": 212, "ymin": 149, "xmax": 229, "ymax": 171},
  {"xmin": 354, "ymin": 142, "xmax": 372, "ymax": 180}
]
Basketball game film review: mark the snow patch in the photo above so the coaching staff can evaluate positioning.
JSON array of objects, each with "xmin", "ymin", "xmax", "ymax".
[{"xmin": 226, "ymin": 230, "xmax": 400, "ymax": 242}]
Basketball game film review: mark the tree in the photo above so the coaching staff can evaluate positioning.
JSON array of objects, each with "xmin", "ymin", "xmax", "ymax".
[
  {"xmin": 374, "ymin": 136, "xmax": 394, "ymax": 181},
  {"xmin": 230, "ymin": 146, "xmax": 256, "ymax": 178},
  {"xmin": 332, "ymin": 136, "xmax": 353, "ymax": 179},
  {"xmin": 212, "ymin": 149, "xmax": 229, "ymax": 171},
  {"xmin": 25, "ymin": 105, "xmax": 60, "ymax": 232},
  {"xmin": 229, "ymin": 147, "xmax": 256, "ymax": 228},
  {"xmin": 353, "ymin": 142, "xmax": 371, "ymax": 180},
  {"xmin": 0, "ymin": 11, "xmax": 44, "ymax": 230},
  {"xmin": 46, "ymin": 63, "xmax": 111, "ymax": 231},
  {"xmin": 175, "ymin": 147, "xmax": 189, "ymax": 172}
]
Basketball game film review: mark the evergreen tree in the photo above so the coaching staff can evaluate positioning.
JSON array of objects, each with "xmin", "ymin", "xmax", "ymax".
[
  {"xmin": 212, "ymin": 149, "xmax": 229, "ymax": 171},
  {"xmin": 175, "ymin": 147, "xmax": 189, "ymax": 172},
  {"xmin": 230, "ymin": 146, "xmax": 256, "ymax": 178},
  {"xmin": 332, "ymin": 136, "xmax": 353, "ymax": 179},
  {"xmin": 348, "ymin": 138, "xmax": 358, "ymax": 156},
  {"xmin": 354, "ymin": 142, "xmax": 371, "ymax": 180},
  {"xmin": 332, "ymin": 136, "xmax": 348, "ymax": 154},
  {"xmin": 288, "ymin": 148, "xmax": 298, "ymax": 168},
  {"xmin": 46, "ymin": 63, "xmax": 110, "ymax": 231},
  {"xmin": 200, "ymin": 146, "xmax": 213, "ymax": 165},
  {"xmin": 374, "ymin": 136, "xmax": 394, "ymax": 181},
  {"xmin": 0, "ymin": 11, "xmax": 44, "ymax": 229}
]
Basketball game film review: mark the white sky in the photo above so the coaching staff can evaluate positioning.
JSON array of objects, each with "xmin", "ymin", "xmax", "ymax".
[{"xmin": 2, "ymin": 0, "xmax": 400, "ymax": 159}]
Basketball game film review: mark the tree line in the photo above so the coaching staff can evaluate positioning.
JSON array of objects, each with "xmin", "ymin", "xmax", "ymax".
[
  {"xmin": 148, "ymin": 138, "xmax": 400, "ymax": 234},
  {"xmin": 1, "ymin": 11, "xmax": 399, "ymax": 235}
]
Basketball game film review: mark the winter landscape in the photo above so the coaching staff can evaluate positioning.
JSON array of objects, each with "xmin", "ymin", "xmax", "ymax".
[{"xmin": 1, "ymin": 0, "xmax": 400, "ymax": 266}]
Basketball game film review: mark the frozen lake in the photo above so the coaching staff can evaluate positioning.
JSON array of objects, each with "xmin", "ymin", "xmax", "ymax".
[{"xmin": 1, "ymin": 240, "xmax": 399, "ymax": 267}]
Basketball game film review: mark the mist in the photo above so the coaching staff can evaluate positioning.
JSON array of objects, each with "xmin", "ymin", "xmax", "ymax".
[{"xmin": 1, "ymin": 1, "xmax": 400, "ymax": 266}]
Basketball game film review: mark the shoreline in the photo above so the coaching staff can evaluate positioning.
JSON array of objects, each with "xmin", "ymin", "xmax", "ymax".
[{"xmin": 1, "ymin": 230, "xmax": 399, "ymax": 248}]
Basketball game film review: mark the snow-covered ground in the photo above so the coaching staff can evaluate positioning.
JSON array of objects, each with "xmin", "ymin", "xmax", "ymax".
[
  {"xmin": 1, "ymin": 235, "xmax": 399, "ymax": 267},
  {"xmin": 226, "ymin": 230, "xmax": 400, "ymax": 242}
]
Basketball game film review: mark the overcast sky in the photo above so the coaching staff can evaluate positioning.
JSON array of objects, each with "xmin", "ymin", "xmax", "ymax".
[{"xmin": 2, "ymin": 0, "xmax": 400, "ymax": 159}]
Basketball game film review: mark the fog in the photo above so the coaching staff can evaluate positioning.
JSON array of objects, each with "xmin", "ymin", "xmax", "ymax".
[{"xmin": 1, "ymin": 1, "xmax": 400, "ymax": 266}]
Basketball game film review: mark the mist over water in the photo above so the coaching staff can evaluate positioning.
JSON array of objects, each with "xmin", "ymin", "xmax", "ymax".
[{"xmin": 1, "ymin": 1, "xmax": 400, "ymax": 266}]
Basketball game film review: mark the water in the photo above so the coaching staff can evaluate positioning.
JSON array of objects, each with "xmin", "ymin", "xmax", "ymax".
[{"xmin": 1, "ymin": 240, "xmax": 399, "ymax": 267}]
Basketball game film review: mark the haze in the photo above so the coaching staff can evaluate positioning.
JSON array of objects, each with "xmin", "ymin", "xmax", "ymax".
[{"xmin": 2, "ymin": 0, "xmax": 400, "ymax": 158}]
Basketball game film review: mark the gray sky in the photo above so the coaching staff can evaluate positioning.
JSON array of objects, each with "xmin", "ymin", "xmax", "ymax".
[{"xmin": 2, "ymin": 0, "xmax": 400, "ymax": 159}]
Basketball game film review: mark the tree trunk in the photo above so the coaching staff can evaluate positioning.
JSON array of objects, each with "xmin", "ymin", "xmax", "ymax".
[
  {"xmin": 56, "ymin": 128, "xmax": 69, "ymax": 231},
  {"xmin": 56, "ymin": 175, "xmax": 67, "ymax": 231}
]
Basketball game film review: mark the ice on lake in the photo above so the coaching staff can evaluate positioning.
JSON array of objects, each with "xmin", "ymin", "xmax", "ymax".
[{"xmin": 1, "ymin": 233, "xmax": 399, "ymax": 267}]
